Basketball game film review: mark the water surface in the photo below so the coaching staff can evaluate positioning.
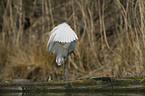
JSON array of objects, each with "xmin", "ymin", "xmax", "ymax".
[{"xmin": 0, "ymin": 92, "xmax": 145, "ymax": 96}]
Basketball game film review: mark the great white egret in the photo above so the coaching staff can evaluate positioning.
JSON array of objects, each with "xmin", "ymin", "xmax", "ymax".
[{"xmin": 46, "ymin": 23, "xmax": 78, "ymax": 81}]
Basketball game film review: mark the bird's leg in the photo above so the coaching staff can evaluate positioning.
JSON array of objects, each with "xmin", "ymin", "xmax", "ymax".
[{"xmin": 63, "ymin": 60, "xmax": 65, "ymax": 82}]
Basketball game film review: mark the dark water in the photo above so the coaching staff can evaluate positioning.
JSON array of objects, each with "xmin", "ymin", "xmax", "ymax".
[{"xmin": 0, "ymin": 92, "xmax": 145, "ymax": 96}]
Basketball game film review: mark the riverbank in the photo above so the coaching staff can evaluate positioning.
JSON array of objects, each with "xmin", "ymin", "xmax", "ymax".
[{"xmin": 0, "ymin": 77, "xmax": 145, "ymax": 93}]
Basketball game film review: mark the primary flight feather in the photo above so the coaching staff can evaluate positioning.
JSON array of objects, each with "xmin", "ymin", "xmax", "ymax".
[{"xmin": 46, "ymin": 23, "xmax": 78, "ymax": 65}]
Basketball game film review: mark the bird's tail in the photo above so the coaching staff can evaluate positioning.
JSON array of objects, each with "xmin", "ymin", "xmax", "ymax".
[{"xmin": 56, "ymin": 54, "xmax": 64, "ymax": 66}]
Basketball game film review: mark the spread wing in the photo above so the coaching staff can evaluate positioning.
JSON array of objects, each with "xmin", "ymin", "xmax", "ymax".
[
  {"xmin": 53, "ymin": 23, "xmax": 78, "ymax": 43},
  {"xmin": 46, "ymin": 23, "xmax": 78, "ymax": 52}
]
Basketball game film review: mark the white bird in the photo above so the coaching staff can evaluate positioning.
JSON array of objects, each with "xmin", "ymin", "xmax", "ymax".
[{"xmin": 46, "ymin": 23, "xmax": 78, "ymax": 81}]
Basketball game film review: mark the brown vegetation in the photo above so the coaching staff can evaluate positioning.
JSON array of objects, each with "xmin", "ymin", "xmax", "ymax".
[{"xmin": 0, "ymin": 0, "xmax": 145, "ymax": 81}]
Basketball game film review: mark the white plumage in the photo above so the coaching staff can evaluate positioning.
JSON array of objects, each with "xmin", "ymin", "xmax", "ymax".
[{"xmin": 46, "ymin": 23, "xmax": 78, "ymax": 65}]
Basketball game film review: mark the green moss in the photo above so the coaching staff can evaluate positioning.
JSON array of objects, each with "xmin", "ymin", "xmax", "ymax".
[
  {"xmin": 123, "ymin": 76, "xmax": 145, "ymax": 80},
  {"xmin": 141, "ymin": 79, "xmax": 145, "ymax": 84},
  {"xmin": 117, "ymin": 79, "xmax": 133, "ymax": 86}
]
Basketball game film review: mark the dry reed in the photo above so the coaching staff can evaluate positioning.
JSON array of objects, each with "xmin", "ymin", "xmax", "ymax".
[{"xmin": 0, "ymin": 0, "xmax": 144, "ymax": 81}]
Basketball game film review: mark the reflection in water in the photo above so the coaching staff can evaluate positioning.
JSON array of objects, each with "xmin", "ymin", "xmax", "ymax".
[{"xmin": 0, "ymin": 92, "xmax": 145, "ymax": 96}]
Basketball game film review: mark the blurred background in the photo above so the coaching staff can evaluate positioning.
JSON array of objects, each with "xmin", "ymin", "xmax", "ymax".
[{"xmin": 0, "ymin": 0, "xmax": 145, "ymax": 81}]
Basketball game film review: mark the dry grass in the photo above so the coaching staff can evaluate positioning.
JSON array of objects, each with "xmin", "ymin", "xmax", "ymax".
[{"xmin": 0, "ymin": 0, "xmax": 145, "ymax": 81}]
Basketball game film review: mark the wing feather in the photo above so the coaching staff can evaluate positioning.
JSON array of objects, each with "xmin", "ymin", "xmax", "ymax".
[{"xmin": 53, "ymin": 23, "xmax": 78, "ymax": 43}]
